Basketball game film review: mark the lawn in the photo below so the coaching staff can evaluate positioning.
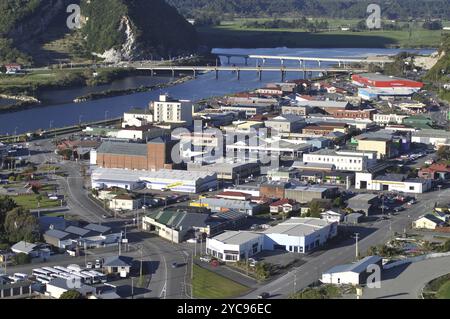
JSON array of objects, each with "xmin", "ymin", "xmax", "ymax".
[
  {"xmin": 12, "ymin": 194, "xmax": 60, "ymax": 210},
  {"xmin": 192, "ymin": 264, "xmax": 250, "ymax": 299},
  {"xmin": 436, "ymin": 281, "xmax": 450, "ymax": 299}
]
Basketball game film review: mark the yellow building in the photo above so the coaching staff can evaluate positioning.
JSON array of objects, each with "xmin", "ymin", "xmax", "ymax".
[
  {"xmin": 413, "ymin": 214, "xmax": 443, "ymax": 230},
  {"xmin": 357, "ymin": 138, "xmax": 392, "ymax": 159}
]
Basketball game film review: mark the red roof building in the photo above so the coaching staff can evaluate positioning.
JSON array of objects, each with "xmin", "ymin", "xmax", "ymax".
[
  {"xmin": 418, "ymin": 163, "xmax": 450, "ymax": 180},
  {"xmin": 352, "ymin": 73, "xmax": 423, "ymax": 89}
]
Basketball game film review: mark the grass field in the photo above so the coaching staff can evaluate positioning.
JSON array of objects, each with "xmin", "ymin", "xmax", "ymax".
[
  {"xmin": 12, "ymin": 194, "xmax": 60, "ymax": 210},
  {"xmin": 192, "ymin": 264, "xmax": 250, "ymax": 299},
  {"xmin": 436, "ymin": 281, "xmax": 450, "ymax": 299},
  {"xmin": 198, "ymin": 18, "xmax": 448, "ymax": 49}
]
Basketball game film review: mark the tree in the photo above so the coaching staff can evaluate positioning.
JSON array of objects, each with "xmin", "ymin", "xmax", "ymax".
[
  {"xmin": 59, "ymin": 290, "xmax": 84, "ymax": 299},
  {"xmin": 308, "ymin": 201, "xmax": 322, "ymax": 218},
  {"xmin": 11, "ymin": 253, "xmax": 31, "ymax": 265},
  {"xmin": 437, "ymin": 146, "xmax": 450, "ymax": 161},
  {"xmin": 4, "ymin": 208, "xmax": 40, "ymax": 243},
  {"xmin": 332, "ymin": 197, "xmax": 344, "ymax": 208}
]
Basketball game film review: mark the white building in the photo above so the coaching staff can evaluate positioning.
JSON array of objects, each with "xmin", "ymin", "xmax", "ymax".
[
  {"xmin": 91, "ymin": 167, "xmax": 217, "ymax": 193},
  {"xmin": 302, "ymin": 149, "xmax": 377, "ymax": 172},
  {"xmin": 151, "ymin": 94, "xmax": 193, "ymax": 124},
  {"xmin": 123, "ymin": 109, "xmax": 154, "ymax": 127},
  {"xmin": 373, "ymin": 113, "xmax": 409, "ymax": 125},
  {"xmin": 262, "ymin": 218, "xmax": 338, "ymax": 254},
  {"xmin": 321, "ymin": 256, "xmax": 382, "ymax": 285},
  {"xmin": 206, "ymin": 231, "xmax": 264, "ymax": 262},
  {"xmin": 355, "ymin": 172, "xmax": 432, "ymax": 194},
  {"xmin": 206, "ymin": 217, "xmax": 337, "ymax": 261},
  {"xmin": 320, "ymin": 210, "xmax": 344, "ymax": 224},
  {"xmin": 45, "ymin": 278, "xmax": 96, "ymax": 299}
]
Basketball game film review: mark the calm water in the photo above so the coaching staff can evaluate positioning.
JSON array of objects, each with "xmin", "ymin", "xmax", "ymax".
[{"xmin": 0, "ymin": 48, "xmax": 435, "ymax": 135}]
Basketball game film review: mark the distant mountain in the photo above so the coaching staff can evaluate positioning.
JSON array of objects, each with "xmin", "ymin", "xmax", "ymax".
[
  {"xmin": 168, "ymin": 0, "xmax": 450, "ymax": 20},
  {"xmin": 0, "ymin": 0, "xmax": 199, "ymax": 65}
]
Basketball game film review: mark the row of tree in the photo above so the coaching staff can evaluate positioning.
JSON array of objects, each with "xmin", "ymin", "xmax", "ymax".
[{"xmin": 243, "ymin": 18, "xmax": 329, "ymax": 32}]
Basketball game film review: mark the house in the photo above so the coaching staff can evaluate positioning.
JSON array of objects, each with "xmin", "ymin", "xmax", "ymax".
[
  {"xmin": 321, "ymin": 256, "xmax": 383, "ymax": 285},
  {"xmin": 103, "ymin": 255, "xmax": 134, "ymax": 278},
  {"xmin": 264, "ymin": 114, "xmax": 306, "ymax": 133},
  {"xmin": 10, "ymin": 241, "xmax": 42, "ymax": 258},
  {"xmin": 320, "ymin": 210, "xmax": 344, "ymax": 224},
  {"xmin": 413, "ymin": 214, "xmax": 446, "ymax": 230},
  {"xmin": 109, "ymin": 194, "xmax": 141, "ymax": 211},
  {"xmin": 418, "ymin": 164, "xmax": 450, "ymax": 180},
  {"xmin": 269, "ymin": 199, "xmax": 300, "ymax": 217},
  {"xmin": 4, "ymin": 63, "xmax": 22, "ymax": 74},
  {"xmin": 45, "ymin": 278, "xmax": 96, "ymax": 299}
]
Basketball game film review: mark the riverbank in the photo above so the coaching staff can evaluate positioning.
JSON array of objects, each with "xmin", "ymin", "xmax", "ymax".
[{"xmin": 73, "ymin": 75, "xmax": 194, "ymax": 103}]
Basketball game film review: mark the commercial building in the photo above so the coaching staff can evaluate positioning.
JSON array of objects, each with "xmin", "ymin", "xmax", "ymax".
[
  {"xmin": 187, "ymin": 161, "xmax": 260, "ymax": 181},
  {"xmin": 285, "ymin": 186, "xmax": 338, "ymax": 204},
  {"xmin": 373, "ymin": 113, "xmax": 409, "ymax": 125},
  {"xmin": 143, "ymin": 207, "xmax": 247, "ymax": 242},
  {"xmin": 192, "ymin": 197, "xmax": 264, "ymax": 216},
  {"xmin": 326, "ymin": 108, "xmax": 375, "ymax": 120},
  {"xmin": 122, "ymin": 108, "xmax": 154, "ymax": 127},
  {"xmin": 91, "ymin": 167, "xmax": 217, "ymax": 193},
  {"xmin": 295, "ymin": 100, "xmax": 350, "ymax": 111},
  {"xmin": 109, "ymin": 194, "xmax": 142, "ymax": 211},
  {"xmin": 412, "ymin": 129, "xmax": 450, "ymax": 148},
  {"xmin": 206, "ymin": 231, "xmax": 264, "ymax": 262},
  {"xmin": 282, "ymin": 104, "xmax": 310, "ymax": 116},
  {"xmin": 302, "ymin": 149, "xmax": 377, "ymax": 172},
  {"xmin": 320, "ymin": 210, "xmax": 345, "ymax": 224},
  {"xmin": 302, "ymin": 123, "xmax": 349, "ymax": 136},
  {"xmin": 150, "ymin": 94, "xmax": 193, "ymax": 124},
  {"xmin": 346, "ymin": 194, "xmax": 379, "ymax": 216},
  {"xmin": 45, "ymin": 278, "xmax": 96, "ymax": 299},
  {"xmin": 262, "ymin": 217, "xmax": 338, "ymax": 253},
  {"xmin": 355, "ymin": 172, "xmax": 432, "ymax": 194},
  {"xmin": 220, "ymin": 105, "xmax": 270, "ymax": 117},
  {"xmin": 264, "ymin": 114, "xmax": 306, "ymax": 133},
  {"xmin": 413, "ymin": 214, "xmax": 446, "ymax": 230},
  {"xmin": 321, "ymin": 256, "xmax": 382, "ymax": 285},
  {"xmin": 95, "ymin": 137, "xmax": 177, "ymax": 171},
  {"xmin": 352, "ymin": 73, "xmax": 423, "ymax": 91},
  {"xmin": 206, "ymin": 217, "xmax": 337, "ymax": 261}
]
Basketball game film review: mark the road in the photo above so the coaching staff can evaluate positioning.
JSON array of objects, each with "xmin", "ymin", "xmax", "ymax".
[
  {"xmin": 362, "ymin": 256, "xmax": 450, "ymax": 299},
  {"xmin": 241, "ymin": 187, "xmax": 450, "ymax": 299}
]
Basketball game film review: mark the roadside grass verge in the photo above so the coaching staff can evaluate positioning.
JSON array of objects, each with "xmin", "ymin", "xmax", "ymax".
[{"xmin": 192, "ymin": 264, "xmax": 250, "ymax": 299}]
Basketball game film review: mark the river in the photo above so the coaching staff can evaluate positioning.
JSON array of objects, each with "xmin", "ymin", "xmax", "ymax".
[{"xmin": 0, "ymin": 47, "xmax": 435, "ymax": 135}]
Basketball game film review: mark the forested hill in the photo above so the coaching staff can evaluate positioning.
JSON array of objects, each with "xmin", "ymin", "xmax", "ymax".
[
  {"xmin": 0, "ymin": 0, "xmax": 199, "ymax": 65},
  {"xmin": 168, "ymin": 0, "xmax": 450, "ymax": 20}
]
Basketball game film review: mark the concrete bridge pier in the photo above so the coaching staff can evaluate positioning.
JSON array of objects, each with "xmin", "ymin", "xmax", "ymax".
[
  {"xmin": 318, "ymin": 60, "xmax": 321, "ymax": 67},
  {"xmin": 281, "ymin": 59, "xmax": 285, "ymax": 66},
  {"xmin": 257, "ymin": 69, "xmax": 262, "ymax": 81},
  {"xmin": 281, "ymin": 70, "xmax": 286, "ymax": 82},
  {"xmin": 237, "ymin": 69, "xmax": 241, "ymax": 80},
  {"xmin": 244, "ymin": 57, "xmax": 248, "ymax": 66},
  {"xmin": 193, "ymin": 69, "xmax": 196, "ymax": 78},
  {"xmin": 227, "ymin": 56, "xmax": 231, "ymax": 65},
  {"xmin": 150, "ymin": 69, "xmax": 154, "ymax": 77},
  {"xmin": 171, "ymin": 68, "xmax": 175, "ymax": 78}
]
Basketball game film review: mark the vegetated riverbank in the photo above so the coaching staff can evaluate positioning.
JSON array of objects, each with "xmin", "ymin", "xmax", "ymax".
[
  {"xmin": 0, "ymin": 67, "xmax": 139, "ymax": 112},
  {"xmin": 73, "ymin": 75, "xmax": 194, "ymax": 103}
]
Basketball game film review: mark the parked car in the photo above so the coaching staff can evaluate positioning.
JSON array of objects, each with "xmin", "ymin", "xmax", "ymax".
[
  {"xmin": 394, "ymin": 206, "xmax": 405, "ymax": 213},
  {"xmin": 86, "ymin": 262, "xmax": 93, "ymax": 269}
]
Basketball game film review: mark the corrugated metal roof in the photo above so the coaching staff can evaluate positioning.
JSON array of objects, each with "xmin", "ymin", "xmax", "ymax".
[{"xmin": 97, "ymin": 142, "xmax": 148, "ymax": 156}]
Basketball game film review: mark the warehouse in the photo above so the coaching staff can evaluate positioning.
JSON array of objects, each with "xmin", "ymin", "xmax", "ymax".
[
  {"xmin": 262, "ymin": 217, "xmax": 338, "ymax": 253},
  {"xmin": 187, "ymin": 161, "xmax": 260, "ymax": 181},
  {"xmin": 352, "ymin": 73, "xmax": 423, "ymax": 90},
  {"xmin": 285, "ymin": 186, "xmax": 338, "ymax": 204},
  {"xmin": 321, "ymin": 255, "xmax": 382, "ymax": 285},
  {"xmin": 91, "ymin": 168, "xmax": 217, "ymax": 193},
  {"xmin": 355, "ymin": 172, "xmax": 432, "ymax": 194}
]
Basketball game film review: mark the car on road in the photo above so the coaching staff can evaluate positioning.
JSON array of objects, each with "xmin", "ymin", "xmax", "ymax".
[
  {"xmin": 394, "ymin": 206, "xmax": 405, "ymax": 213},
  {"xmin": 171, "ymin": 262, "xmax": 178, "ymax": 269},
  {"xmin": 200, "ymin": 256, "xmax": 212, "ymax": 263},
  {"xmin": 86, "ymin": 262, "xmax": 93, "ymax": 269},
  {"xmin": 258, "ymin": 292, "xmax": 270, "ymax": 299},
  {"xmin": 102, "ymin": 214, "xmax": 109, "ymax": 219}
]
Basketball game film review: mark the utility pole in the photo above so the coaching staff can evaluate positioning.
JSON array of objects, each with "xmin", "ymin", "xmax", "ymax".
[
  {"xmin": 293, "ymin": 271, "xmax": 297, "ymax": 295},
  {"xmin": 131, "ymin": 277, "xmax": 134, "ymax": 299},
  {"xmin": 140, "ymin": 245, "xmax": 143, "ymax": 285},
  {"xmin": 354, "ymin": 233, "xmax": 360, "ymax": 260}
]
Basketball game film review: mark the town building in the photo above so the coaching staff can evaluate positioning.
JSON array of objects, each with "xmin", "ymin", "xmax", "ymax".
[
  {"xmin": 187, "ymin": 161, "xmax": 260, "ymax": 181},
  {"xmin": 109, "ymin": 194, "xmax": 142, "ymax": 211},
  {"xmin": 91, "ymin": 167, "xmax": 217, "ymax": 193},
  {"xmin": 192, "ymin": 197, "xmax": 264, "ymax": 216},
  {"xmin": 206, "ymin": 231, "xmax": 264, "ymax": 262},
  {"xmin": 352, "ymin": 73, "xmax": 423, "ymax": 92},
  {"xmin": 95, "ymin": 138, "xmax": 177, "ymax": 171},
  {"xmin": 284, "ymin": 186, "xmax": 338, "ymax": 204},
  {"xmin": 45, "ymin": 278, "xmax": 96, "ymax": 299},
  {"xmin": 122, "ymin": 108, "xmax": 154, "ymax": 127},
  {"xmin": 302, "ymin": 149, "xmax": 377, "ymax": 172},
  {"xmin": 412, "ymin": 129, "xmax": 450, "ymax": 148},
  {"xmin": 320, "ymin": 210, "xmax": 345, "ymax": 224},
  {"xmin": 103, "ymin": 256, "xmax": 134, "ymax": 278},
  {"xmin": 418, "ymin": 163, "xmax": 450, "ymax": 180},
  {"xmin": 373, "ymin": 113, "xmax": 409, "ymax": 125},
  {"xmin": 321, "ymin": 256, "xmax": 382, "ymax": 285},
  {"xmin": 355, "ymin": 172, "xmax": 432, "ymax": 194},
  {"xmin": 150, "ymin": 94, "xmax": 193, "ymax": 124},
  {"xmin": 346, "ymin": 194, "xmax": 379, "ymax": 216},
  {"xmin": 413, "ymin": 214, "xmax": 446, "ymax": 230},
  {"xmin": 302, "ymin": 123, "xmax": 349, "ymax": 136},
  {"xmin": 264, "ymin": 114, "xmax": 306, "ymax": 133},
  {"xmin": 325, "ymin": 108, "xmax": 375, "ymax": 120},
  {"xmin": 269, "ymin": 199, "xmax": 300, "ymax": 218}
]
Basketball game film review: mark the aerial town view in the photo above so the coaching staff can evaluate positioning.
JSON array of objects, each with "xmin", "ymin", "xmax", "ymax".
[{"xmin": 0, "ymin": 0, "xmax": 450, "ymax": 310}]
